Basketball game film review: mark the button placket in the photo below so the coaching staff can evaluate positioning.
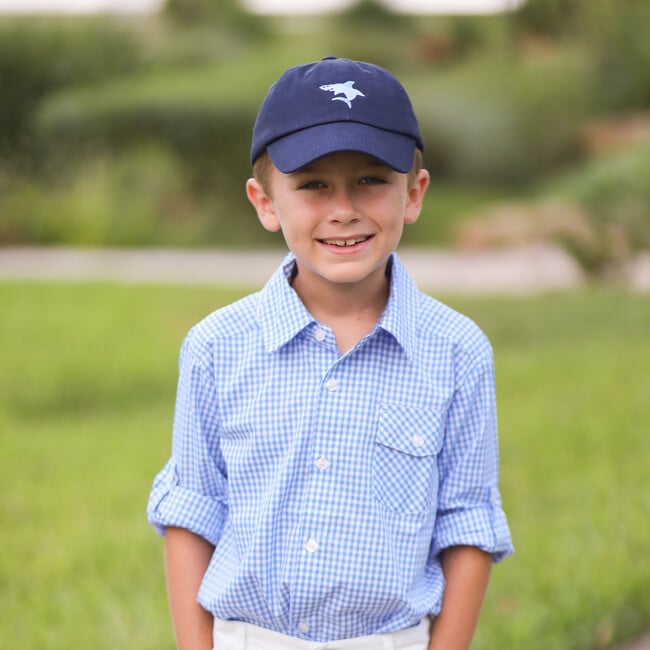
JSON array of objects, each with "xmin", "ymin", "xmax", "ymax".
[{"xmin": 325, "ymin": 378, "xmax": 338, "ymax": 392}]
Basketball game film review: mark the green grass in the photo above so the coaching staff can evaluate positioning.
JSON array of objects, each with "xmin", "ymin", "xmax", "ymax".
[
  {"xmin": 1, "ymin": 283, "xmax": 649, "ymax": 648},
  {"xmin": 445, "ymin": 293, "xmax": 650, "ymax": 649}
]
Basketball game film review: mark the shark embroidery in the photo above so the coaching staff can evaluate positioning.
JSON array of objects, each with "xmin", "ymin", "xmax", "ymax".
[{"xmin": 319, "ymin": 81, "xmax": 365, "ymax": 108}]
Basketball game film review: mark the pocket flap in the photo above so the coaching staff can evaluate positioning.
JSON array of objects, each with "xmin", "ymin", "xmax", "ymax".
[{"xmin": 377, "ymin": 402, "xmax": 445, "ymax": 457}]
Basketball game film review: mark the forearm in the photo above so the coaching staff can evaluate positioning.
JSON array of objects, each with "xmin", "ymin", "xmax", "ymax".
[
  {"xmin": 428, "ymin": 546, "xmax": 492, "ymax": 650},
  {"xmin": 165, "ymin": 526, "xmax": 215, "ymax": 650}
]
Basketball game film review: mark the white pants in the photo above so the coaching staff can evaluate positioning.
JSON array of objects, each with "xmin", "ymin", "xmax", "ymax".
[{"xmin": 213, "ymin": 618, "xmax": 430, "ymax": 650}]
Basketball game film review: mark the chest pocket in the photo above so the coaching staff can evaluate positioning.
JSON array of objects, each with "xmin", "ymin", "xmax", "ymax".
[{"xmin": 373, "ymin": 402, "xmax": 445, "ymax": 515}]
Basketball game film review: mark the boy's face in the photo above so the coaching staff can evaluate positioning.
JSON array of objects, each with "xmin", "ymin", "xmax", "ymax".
[{"xmin": 246, "ymin": 151, "xmax": 429, "ymax": 297}]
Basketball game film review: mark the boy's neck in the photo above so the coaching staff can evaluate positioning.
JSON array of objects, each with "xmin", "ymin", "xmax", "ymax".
[{"xmin": 290, "ymin": 261, "xmax": 391, "ymax": 354}]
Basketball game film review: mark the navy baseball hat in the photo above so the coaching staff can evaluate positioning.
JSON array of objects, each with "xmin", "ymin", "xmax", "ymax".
[{"xmin": 250, "ymin": 56, "xmax": 424, "ymax": 174}]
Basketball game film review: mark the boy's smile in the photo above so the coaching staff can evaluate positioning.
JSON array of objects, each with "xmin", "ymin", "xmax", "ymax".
[{"xmin": 247, "ymin": 151, "xmax": 429, "ymax": 304}]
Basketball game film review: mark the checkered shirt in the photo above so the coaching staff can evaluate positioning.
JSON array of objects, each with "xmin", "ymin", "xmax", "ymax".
[{"xmin": 147, "ymin": 252, "xmax": 513, "ymax": 642}]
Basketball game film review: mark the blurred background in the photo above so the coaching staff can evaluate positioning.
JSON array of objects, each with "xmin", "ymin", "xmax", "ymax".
[
  {"xmin": 0, "ymin": 0, "xmax": 649, "ymax": 276},
  {"xmin": 1, "ymin": 1, "xmax": 649, "ymax": 649}
]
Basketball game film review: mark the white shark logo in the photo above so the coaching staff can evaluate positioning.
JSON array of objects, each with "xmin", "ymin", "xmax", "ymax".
[{"xmin": 319, "ymin": 81, "xmax": 365, "ymax": 108}]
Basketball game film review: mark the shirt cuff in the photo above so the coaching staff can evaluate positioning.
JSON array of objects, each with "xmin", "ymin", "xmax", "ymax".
[
  {"xmin": 433, "ymin": 499, "xmax": 514, "ymax": 563},
  {"xmin": 147, "ymin": 459, "xmax": 228, "ymax": 547}
]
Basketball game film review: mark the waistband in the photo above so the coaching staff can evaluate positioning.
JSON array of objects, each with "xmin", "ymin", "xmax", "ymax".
[{"xmin": 212, "ymin": 617, "xmax": 430, "ymax": 650}]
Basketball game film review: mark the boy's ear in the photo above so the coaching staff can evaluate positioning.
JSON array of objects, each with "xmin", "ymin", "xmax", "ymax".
[
  {"xmin": 404, "ymin": 169, "xmax": 430, "ymax": 226},
  {"xmin": 246, "ymin": 178, "xmax": 281, "ymax": 232}
]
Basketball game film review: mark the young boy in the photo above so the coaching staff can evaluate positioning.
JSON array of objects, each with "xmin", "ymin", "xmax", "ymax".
[{"xmin": 148, "ymin": 56, "xmax": 513, "ymax": 650}]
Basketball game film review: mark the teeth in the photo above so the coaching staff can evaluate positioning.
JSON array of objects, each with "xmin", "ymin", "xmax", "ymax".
[{"xmin": 323, "ymin": 237, "xmax": 368, "ymax": 247}]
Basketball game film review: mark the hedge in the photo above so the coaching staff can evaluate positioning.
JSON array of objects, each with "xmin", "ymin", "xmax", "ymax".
[{"xmin": 0, "ymin": 18, "xmax": 140, "ymax": 155}]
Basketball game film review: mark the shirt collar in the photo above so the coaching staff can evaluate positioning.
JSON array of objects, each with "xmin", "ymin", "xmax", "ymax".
[
  {"xmin": 257, "ymin": 253, "xmax": 316, "ymax": 353},
  {"xmin": 377, "ymin": 253, "xmax": 420, "ymax": 362},
  {"xmin": 256, "ymin": 252, "xmax": 421, "ymax": 358}
]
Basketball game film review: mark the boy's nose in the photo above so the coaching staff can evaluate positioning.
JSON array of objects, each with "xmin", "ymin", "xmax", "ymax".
[{"xmin": 328, "ymin": 189, "xmax": 359, "ymax": 223}]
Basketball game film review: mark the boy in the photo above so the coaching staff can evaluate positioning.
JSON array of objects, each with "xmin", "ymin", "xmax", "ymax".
[{"xmin": 148, "ymin": 56, "xmax": 513, "ymax": 650}]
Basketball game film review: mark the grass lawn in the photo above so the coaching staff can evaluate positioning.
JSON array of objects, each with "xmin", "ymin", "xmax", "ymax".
[{"xmin": 1, "ymin": 282, "xmax": 649, "ymax": 649}]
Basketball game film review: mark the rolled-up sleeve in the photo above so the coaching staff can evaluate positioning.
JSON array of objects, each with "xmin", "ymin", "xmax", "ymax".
[
  {"xmin": 432, "ymin": 355, "xmax": 513, "ymax": 563},
  {"xmin": 147, "ymin": 333, "xmax": 228, "ymax": 546}
]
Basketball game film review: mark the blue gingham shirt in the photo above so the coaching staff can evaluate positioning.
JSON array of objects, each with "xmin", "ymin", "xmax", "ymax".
[{"xmin": 147, "ymin": 252, "xmax": 513, "ymax": 642}]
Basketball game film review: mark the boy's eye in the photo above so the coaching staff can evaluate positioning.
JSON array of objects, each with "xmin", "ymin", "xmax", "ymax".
[
  {"xmin": 359, "ymin": 176, "xmax": 386, "ymax": 186},
  {"xmin": 299, "ymin": 180, "xmax": 326, "ymax": 190}
]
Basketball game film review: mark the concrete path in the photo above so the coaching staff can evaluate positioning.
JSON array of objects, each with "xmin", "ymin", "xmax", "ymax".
[
  {"xmin": 617, "ymin": 632, "xmax": 650, "ymax": 650},
  {"xmin": 2, "ymin": 243, "xmax": 649, "ymax": 293},
  {"xmin": 0, "ymin": 243, "xmax": 603, "ymax": 294}
]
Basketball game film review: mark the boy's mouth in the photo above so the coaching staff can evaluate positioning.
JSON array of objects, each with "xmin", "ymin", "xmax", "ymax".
[{"xmin": 319, "ymin": 236, "xmax": 371, "ymax": 247}]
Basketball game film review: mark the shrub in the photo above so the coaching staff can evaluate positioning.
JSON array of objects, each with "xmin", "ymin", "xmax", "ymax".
[
  {"xmin": 513, "ymin": 0, "xmax": 650, "ymax": 112},
  {"xmin": 0, "ymin": 144, "xmax": 277, "ymax": 248},
  {"xmin": 335, "ymin": 0, "xmax": 412, "ymax": 30},
  {"xmin": 411, "ymin": 54, "xmax": 591, "ymax": 185},
  {"xmin": 553, "ymin": 143, "xmax": 650, "ymax": 270},
  {"xmin": 0, "ymin": 146, "xmax": 193, "ymax": 246},
  {"xmin": 512, "ymin": 0, "xmax": 586, "ymax": 38},
  {"xmin": 162, "ymin": 0, "xmax": 270, "ymax": 39},
  {"xmin": 586, "ymin": 1, "xmax": 650, "ymax": 112},
  {"xmin": 0, "ymin": 18, "xmax": 140, "ymax": 156},
  {"xmin": 452, "ymin": 142, "xmax": 650, "ymax": 275},
  {"xmin": 33, "ymin": 64, "xmax": 261, "ymax": 187}
]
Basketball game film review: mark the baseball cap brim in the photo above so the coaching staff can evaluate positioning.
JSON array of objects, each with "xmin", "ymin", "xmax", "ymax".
[{"xmin": 266, "ymin": 122, "xmax": 418, "ymax": 174}]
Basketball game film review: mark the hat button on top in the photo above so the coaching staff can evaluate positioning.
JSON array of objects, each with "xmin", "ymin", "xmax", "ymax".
[{"xmin": 321, "ymin": 56, "xmax": 338, "ymax": 60}]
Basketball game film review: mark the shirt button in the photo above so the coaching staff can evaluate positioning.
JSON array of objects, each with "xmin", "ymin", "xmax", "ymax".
[
  {"xmin": 315, "ymin": 456, "xmax": 329, "ymax": 471},
  {"xmin": 314, "ymin": 328, "xmax": 326, "ymax": 342},
  {"xmin": 325, "ymin": 378, "xmax": 338, "ymax": 392},
  {"xmin": 412, "ymin": 434, "xmax": 425, "ymax": 448},
  {"xmin": 305, "ymin": 538, "xmax": 319, "ymax": 553},
  {"xmin": 298, "ymin": 622, "xmax": 310, "ymax": 633}
]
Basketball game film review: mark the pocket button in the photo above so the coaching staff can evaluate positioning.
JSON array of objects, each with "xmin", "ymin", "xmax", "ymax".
[{"xmin": 412, "ymin": 433, "xmax": 425, "ymax": 448}]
